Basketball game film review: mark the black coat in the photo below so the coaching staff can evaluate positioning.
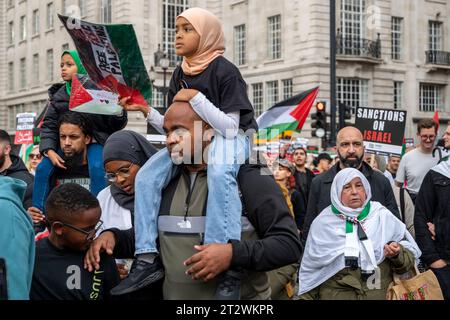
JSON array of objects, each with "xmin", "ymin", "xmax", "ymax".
[
  {"xmin": 302, "ymin": 162, "xmax": 400, "ymax": 242},
  {"xmin": 0, "ymin": 155, "xmax": 34, "ymax": 209},
  {"xmin": 414, "ymin": 170, "xmax": 450, "ymax": 265},
  {"xmin": 39, "ymin": 84, "xmax": 128, "ymax": 153},
  {"xmin": 294, "ymin": 168, "xmax": 315, "ymax": 209}
]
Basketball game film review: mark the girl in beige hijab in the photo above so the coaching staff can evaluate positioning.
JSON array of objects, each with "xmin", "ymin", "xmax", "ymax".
[{"xmin": 116, "ymin": 8, "xmax": 257, "ymax": 300}]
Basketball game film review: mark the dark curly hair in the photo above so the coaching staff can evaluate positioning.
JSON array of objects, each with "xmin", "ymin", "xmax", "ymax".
[{"xmin": 45, "ymin": 183, "xmax": 99, "ymax": 222}]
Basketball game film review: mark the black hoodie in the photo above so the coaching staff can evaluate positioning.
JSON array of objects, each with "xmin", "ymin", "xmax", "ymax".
[
  {"xmin": 0, "ymin": 155, "xmax": 34, "ymax": 209},
  {"xmin": 39, "ymin": 84, "xmax": 128, "ymax": 153}
]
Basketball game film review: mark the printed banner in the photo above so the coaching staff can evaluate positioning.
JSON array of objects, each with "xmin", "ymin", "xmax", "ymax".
[
  {"xmin": 59, "ymin": 14, "xmax": 152, "ymax": 107},
  {"xmin": 355, "ymin": 107, "xmax": 407, "ymax": 156},
  {"xmin": 15, "ymin": 113, "xmax": 36, "ymax": 145}
]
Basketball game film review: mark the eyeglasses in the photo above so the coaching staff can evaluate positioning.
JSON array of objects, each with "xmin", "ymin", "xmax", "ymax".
[
  {"xmin": 29, "ymin": 153, "xmax": 42, "ymax": 160},
  {"xmin": 105, "ymin": 163, "xmax": 134, "ymax": 182},
  {"xmin": 420, "ymin": 135, "xmax": 436, "ymax": 141},
  {"xmin": 51, "ymin": 220, "xmax": 104, "ymax": 241}
]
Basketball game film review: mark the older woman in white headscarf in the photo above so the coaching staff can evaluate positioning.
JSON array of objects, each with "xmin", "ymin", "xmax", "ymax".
[{"xmin": 298, "ymin": 168, "xmax": 421, "ymax": 300}]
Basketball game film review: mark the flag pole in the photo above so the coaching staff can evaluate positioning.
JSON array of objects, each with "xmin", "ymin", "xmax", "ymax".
[{"xmin": 330, "ymin": 0, "xmax": 337, "ymax": 148}]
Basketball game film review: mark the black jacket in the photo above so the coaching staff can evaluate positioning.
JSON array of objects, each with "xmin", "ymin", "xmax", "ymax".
[
  {"xmin": 294, "ymin": 168, "xmax": 315, "ymax": 196},
  {"xmin": 414, "ymin": 169, "xmax": 450, "ymax": 265},
  {"xmin": 302, "ymin": 162, "xmax": 400, "ymax": 241},
  {"xmin": 0, "ymin": 155, "xmax": 34, "ymax": 209},
  {"xmin": 110, "ymin": 164, "xmax": 302, "ymax": 272},
  {"xmin": 39, "ymin": 84, "xmax": 128, "ymax": 153}
]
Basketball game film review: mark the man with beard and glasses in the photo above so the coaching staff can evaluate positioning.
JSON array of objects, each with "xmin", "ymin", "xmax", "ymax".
[
  {"xmin": 0, "ymin": 130, "xmax": 34, "ymax": 209},
  {"xmin": 28, "ymin": 113, "xmax": 98, "ymax": 232},
  {"xmin": 301, "ymin": 126, "xmax": 399, "ymax": 244}
]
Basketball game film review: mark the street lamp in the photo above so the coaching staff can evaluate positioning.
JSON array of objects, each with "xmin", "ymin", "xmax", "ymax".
[
  {"xmin": 153, "ymin": 44, "xmax": 170, "ymax": 108},
  {"xmin": 160, "ymin": 54, "xmax": 170, "ymax": 108}
]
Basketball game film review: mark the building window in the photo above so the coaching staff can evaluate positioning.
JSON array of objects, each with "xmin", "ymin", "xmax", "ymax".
[
  {"xmin": 8, "ymin": 62, "xmax": 14, "ymax": 92},
  {"xmin": 163, "ymin": 0, "xmax": 190, "ymax": 66},
  {"xmin": 268, "ymin": 15, "xmax": 282, "ymax": 60},
  {"xmin": 266, "ymin": 81, "xmax": 279, "ymax": 109},
  {"xmin": 33, "ymin": 54, "xmax": 39, "ymax": 86},
  {"xmin": 429, "ymin": 21, "xmax": 442, "ymax": 51},
  {"xmin": 337, "ymin": 78, "xmax": 369, "ymax": 114},
  {"xmin": 20, "ymin": 16, "xmax": 27, "ymax": 41},
  {"xmin": 282, "ymin": 79, "xmax": 293, "ymax": 100},
  {"xmin": 8, "ymin": 104, "xmax": 26, "ymax": 130},
  {"xmin": 252, "ymin": 83, "xmax": 264, "ymax": 117},
  {"xmin": 47, "ymin": 49, "xmax": 54, "ymax": 82},
  {"xmin": 47, "ymin": 3, "xmax": 54, "ymax": 29},
  {"xmin": 340, "ymin": 0, "xmax": 366, "ymax": 39},
  {"xmin": 101, "ymin": 0, "xmax": 112, "ymax": 23},
  {"xmin": 8, "ymin": 21, "xmax": 14, "ymax": 45},
  {"xmin": 391, "ymin": 17, "xmax": 403, "ymax": 60},
  {"xmin": 20, "ymin": 58, "xmax": 27, "ymax": 89},
  {"xmin": 62, "ymin": 43, "xmax": 69, "ymax": 51},
  {"xmin": 234, "ymin": 24, "xmax": 246, "ymax": 66},
  {"xmin": 7, "ymin": 0, "xmax": 14, "ymax": 8},
  {"xmin": 420, "ymin": 84, "xmax": 443, "ymax": 112},
  {"xmin": 394, "ymin": 81, "xmax": 403, "ymax": 109},
  {"xmin": 79, "ymin": 0, "xmax": 86, "ymax": 17},
  {"xmin": 152, "ymin": 89, "xmax": 164, "ymax": 109},
  {"xmin": 32, "ymin": 10, "xmax": 40, "ymax": 35}
]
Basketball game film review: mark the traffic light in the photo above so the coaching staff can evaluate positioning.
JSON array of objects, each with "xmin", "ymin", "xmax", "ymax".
[
  {"xmin": 311, "ymin": 101, "xmax": 327, "ymax": 138},
  {"xmin": 338, "ymin": 103, "xmax": 353, "ymax": 129}
]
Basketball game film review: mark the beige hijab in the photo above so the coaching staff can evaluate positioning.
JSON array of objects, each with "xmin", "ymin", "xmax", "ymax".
[{"xmin": 178, "ymin": 7, "xmax": 225, "ymax": 76}]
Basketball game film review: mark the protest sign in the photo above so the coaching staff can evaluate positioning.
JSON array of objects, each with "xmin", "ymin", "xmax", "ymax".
[
  {"xmin": 355, "ymin": 107, "xmax": 407, "ymax": 156},
  {"xmin": 59, "ymin": 15, "xmax": 152, "ymax": 108},
  {"xmin": 14, "ymin": 113, "xmax": 36, "ymax": 145}
]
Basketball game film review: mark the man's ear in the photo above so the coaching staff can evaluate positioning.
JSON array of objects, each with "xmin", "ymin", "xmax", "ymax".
[
  {"xmin": 203, "ymin": 125, "xmax": 214, "ymax": 143},
  {"xmin": 4, "ymin": 144, "xmax": 11, "ymax": 156},
  {"xmin": 52, "ymin": 222, "xmax": 64, "ymax": 236},
  {"xmin": 85, "ymin": 135, "xmax": 92, "ymax": 145}
]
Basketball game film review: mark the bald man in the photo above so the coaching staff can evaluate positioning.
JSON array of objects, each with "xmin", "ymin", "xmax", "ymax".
[
  {"xmin": 86, "ymin": 101, "xmax": 301, "ymax": 300},
  {"xmin": 302, "ymin": 126, "xmax": 399, "ymax": 241}
]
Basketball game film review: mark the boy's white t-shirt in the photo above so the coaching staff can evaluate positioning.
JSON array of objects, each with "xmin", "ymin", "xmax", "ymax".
[{"xmin": 395, "ymin": 148, "xmax": 448, "ymax": 194}]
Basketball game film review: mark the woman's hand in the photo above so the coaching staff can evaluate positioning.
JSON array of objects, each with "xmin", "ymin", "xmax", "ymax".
[
  {"xmin": 27, "ymin": 207, "xmax": 45, "ymax": 224},
  {"xmin": 384, "ymin": 242, "xmax": 401, "ymax": 259},
  {"xmin": 116, "ymin": 264, "xmax": 129, "ymax": 280},
  {"xmin": 119, "ymin": 96, "xmax": 150, "ymax": 118},
  {"xmin": 47, "ymin": 150, "xmax": 66, "ymax": 170}
]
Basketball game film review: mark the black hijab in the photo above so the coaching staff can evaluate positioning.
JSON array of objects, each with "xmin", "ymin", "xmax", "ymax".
[{"xmin": 103, "ymin": 130, "xmax": 157, "ymax": 212}]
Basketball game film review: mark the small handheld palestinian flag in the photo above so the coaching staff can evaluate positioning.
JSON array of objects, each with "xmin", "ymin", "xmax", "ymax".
[
  {"xmin": 59, "ymin": 15, "xmax": 152, "ymax": 107},
  {"xmin": 69, "ymin": 74, "xmax": 122, "ymax": 116},
  {"xmin": 256, "ymin": 87, "xmax": 320, "ymax": 142}
]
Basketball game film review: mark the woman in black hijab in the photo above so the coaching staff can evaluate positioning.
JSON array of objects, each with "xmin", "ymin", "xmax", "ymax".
[
  {"xmin": 101, "ymin": 130, "xmax": 157, "ymax": 214},
  {"xmin": 97, "ymin": 130, "xmax": 160, "ymax": 300}
]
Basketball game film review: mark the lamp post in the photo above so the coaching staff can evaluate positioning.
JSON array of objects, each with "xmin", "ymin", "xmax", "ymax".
[
  {"xmin": 153, "ymin": 44, "xmax": 170, "ymax": 108},
  {"xmin": 160, "ymin": 54, "xmax": 170, "ymax": 108}
]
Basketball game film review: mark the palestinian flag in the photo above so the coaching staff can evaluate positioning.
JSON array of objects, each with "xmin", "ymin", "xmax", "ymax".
[
  {"xmin": 433, "ymin": 110, "xmax": 440, "ymax": 130},
  {"xmin": 256, "ymin": 87, "xmax": 320, "ymax": 142},
  {"xmin": 59, "ymin": 15, "xmax": 152, "ymax": 107},
  {"xmin": 69, "ymin": 74, "xmax": 122, "ymax": 115}
]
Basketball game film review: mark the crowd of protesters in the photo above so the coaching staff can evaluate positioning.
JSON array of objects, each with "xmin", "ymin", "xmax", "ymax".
[{"xmin": 1, "ymin": 6, "xmax": 450, "ymax": 301}]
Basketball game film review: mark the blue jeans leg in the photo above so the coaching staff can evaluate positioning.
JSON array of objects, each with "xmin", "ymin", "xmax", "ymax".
[
  {"xmin": 134, "ymin": 148, "xmax": 174, "ymax": 255},
  {"xmin": 204, "ymin": 134, "xmax": 250, "ymax": 244},
  {"xmin": 87, "ymin": 143, "xmax": 107, "ymax": 196},
  {"xmin": 32, "ymin": 156, "xmax": 56, "ymax": 212}
]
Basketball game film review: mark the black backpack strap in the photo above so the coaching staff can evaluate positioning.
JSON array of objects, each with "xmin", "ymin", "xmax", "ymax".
[{"xmin": 399, "ymin": 187, "xmax": 406, "ymax": 224}]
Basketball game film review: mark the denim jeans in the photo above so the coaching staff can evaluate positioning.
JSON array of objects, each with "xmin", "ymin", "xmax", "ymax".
[
  {"xmin": 134, "ymin": 134, "xmax": 250, "ymax": 255},
  {"xmin": 32, "ymin": 143, "xmax": 107, "ymax": 212}
]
